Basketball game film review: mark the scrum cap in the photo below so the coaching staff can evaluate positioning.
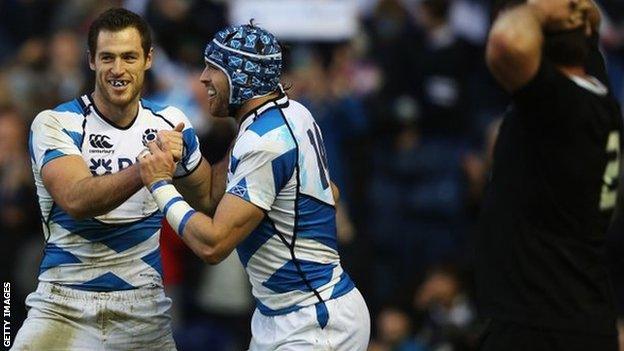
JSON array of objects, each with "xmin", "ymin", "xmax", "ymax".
[{"xmin": 204, "ymin": 24, "xmax": 282, "ymax": 109}]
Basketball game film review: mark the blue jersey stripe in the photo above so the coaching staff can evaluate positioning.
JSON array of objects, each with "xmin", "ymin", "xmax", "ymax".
[
  {"xmin": 179, "ymin": 128, "xmax": 199, "ymax": 174},
  {"xmin": 50, "ymin": 207, "xmax": 162, "ymax": 253},
  {"xmin": 39, "ymin": 243, "xmax": 82, "ymax": 274},
  {"xmin": 248, "ymin": 108, "xmax": 284, "ymax": 136},
  {"xmin": 69, "ymin": 272, "xmax": 136, "ymax": 291},
  {"xmin": 53, "ymin": 99, "xmax": 83, "ymax": 114},
  {"xmin": 271, "ymin": 148, "xmax": 297, "ymax": 194},
  {"xmin": 255, "ymin": 298, "xmax": 302, "ymax": 316},
  {"xmin": 28, "ymin": 131, "xmax": 35, "ymax": 163},
  {"xmin": 262, "ymin": 260, "xmax": 335, "ymax": 293},
  {"xmin": 237, "ymin": 218, "xmax": 276, "ymax": 267},
  {"xmin": 140, "ymin": 248, "xmax": 163, "ymax": 277},
  {"xmin": 330, "ymin": 272, "xmax": 355, "ymax": 299},
  {"xmin": 315, "ymin": 302, "xmax": 329, "ymax": 329},
  {"xmin": 230, "ymin": 155, "xmax": 240, "ymax": 174},
  {"xmin": 42, "ymin": 149, "xmax": 66, "ymax": 166},
  {"xmin": 140, "ymin": 98, "xmax": 168, "ymax": 113},
  {"xmin": 62, "ymin": 128, "xmax": 83, "ymax": 150},
  {"xmin": 296, "ymin": 195, "xmax": 338, "ymax": 251},
  {"xmin": 182, "ymin": 128, "xmax": 199, "ymax": 161}
]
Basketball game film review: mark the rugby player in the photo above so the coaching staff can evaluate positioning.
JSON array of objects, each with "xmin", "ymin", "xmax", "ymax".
[
  {"xmin": 12, "ymin": 8, "xmax": 219, "ymax": 350},
  {"xmin": 476, "ymin": 0, "xmax": 622, "ymax": 349},
  {"xmin": 139, "ymin": 23, "xmax": 371, "ymax": 350}
]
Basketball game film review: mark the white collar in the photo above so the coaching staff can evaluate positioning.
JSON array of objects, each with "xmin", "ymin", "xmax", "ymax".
[{"xmin": 568, "ymin": 75, "xmax": 609, "ymax": 96}]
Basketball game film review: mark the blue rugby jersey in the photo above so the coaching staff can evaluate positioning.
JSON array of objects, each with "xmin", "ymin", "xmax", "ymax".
[
  {"xmin": 226, "ymin": 93, "xmax": 355, "ymax": 324},
  {"xmin": 29, "ymin": 94, "xmax": 201, "ymax": 292}
]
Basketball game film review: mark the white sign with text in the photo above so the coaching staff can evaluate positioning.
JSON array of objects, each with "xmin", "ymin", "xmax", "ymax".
[{"xmin": 229, "ymin": 0, "xmax": 359, "ymax": 41}]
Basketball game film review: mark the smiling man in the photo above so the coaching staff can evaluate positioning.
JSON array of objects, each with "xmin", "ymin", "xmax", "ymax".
[
  {"xmin": 138, "ymin": 24, "xmax": 371, "ymax": 350},
  {"xmin": 10, "ymin": 8, "xmax": 219, "ymax": 351}
]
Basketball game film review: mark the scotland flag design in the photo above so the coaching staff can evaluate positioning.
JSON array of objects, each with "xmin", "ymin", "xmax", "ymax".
[
  {"xmin": 29, "ymin": 95, "xmax": 201, "ymax": 291},
  {"xmin": 226, "ymin": 94, "xmax": 355, "ymax": 320}
]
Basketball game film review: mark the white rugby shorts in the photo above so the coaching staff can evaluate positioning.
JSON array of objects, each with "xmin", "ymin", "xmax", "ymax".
[
  {"xmin": 10, "ymin": 282, "xmax": 176, "ymax": 351},
  {"xmin": 249, "ymin": 288, "xmax": 370, "ymax": 350}
]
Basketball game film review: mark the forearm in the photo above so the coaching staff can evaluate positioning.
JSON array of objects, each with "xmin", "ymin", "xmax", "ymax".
[
  {"xmin": 490, "ymin": 5, "xmax": 545, "ymax": 62},
  {"xmin": 150, "ymin": 180, "xmax": 228, "ymax": 264},
  {"xmin": 65, "ymin": 164, "xmax": 143, "ymax": 218},
  {"xmin": 181, "ymin": 201, "xmax": 258, "ymax": 264},
  {"xmin": 149, "ymin": 178, "xmax": 264, "ymax": 265},
  {"xmin": 208, "ymin": 156, "xmax": 229, "ymax": 213},
  {"xmin": 176, "ymin": 156, "xmax": 228, "ymax": 215},
  {"xmin": 182, "ymin": 213, "xmax": 228, "ymax": 264},
  {"xmin": 177, "ymin": 160, "xmax": 213, "ymax": 214},
  {"xmin": 487, "ymin": 4, "xmax": 545, "ymax": 91}
]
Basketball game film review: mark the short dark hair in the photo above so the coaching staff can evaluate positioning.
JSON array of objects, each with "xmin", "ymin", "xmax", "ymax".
[{"xmin": 88, "ymin": 8, "xmax": 152, "ymax": 58}]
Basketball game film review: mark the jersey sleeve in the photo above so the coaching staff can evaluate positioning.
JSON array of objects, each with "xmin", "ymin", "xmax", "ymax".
[
  {"xmin": 30, "ymin": 111, "xmax": 83, "ymax": 172},
  {"xmin": 167, "ymin": 107, "xmax": 202, "ymax": 178},
  {"xmin": 226, "ymin": 137, "xmax": 296, "ymax": 211}
]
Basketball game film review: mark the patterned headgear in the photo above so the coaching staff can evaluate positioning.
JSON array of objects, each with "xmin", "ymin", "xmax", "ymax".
[{"xmin": 204, "ymin": 24, "xmax": 282, "ymax": 109}]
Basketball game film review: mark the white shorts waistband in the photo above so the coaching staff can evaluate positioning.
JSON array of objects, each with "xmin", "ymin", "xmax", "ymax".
[{"xmin": 35, "ymin": 281, "xmax": 164, "ymax": 302}]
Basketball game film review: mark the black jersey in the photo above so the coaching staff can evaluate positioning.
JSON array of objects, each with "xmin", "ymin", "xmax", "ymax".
[{"xmin": 476, "ymin": 54, "xmax": 623, "ymax": 334}]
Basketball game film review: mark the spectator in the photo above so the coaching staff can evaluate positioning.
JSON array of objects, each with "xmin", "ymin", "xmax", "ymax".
[
  {"xmin": 414, "ymin": 265, "xmax": 478, "ymax": 350},
  {"xmin": 45, "ymin": 30, "xmax": 87, "ymax": 102},
  {"xmin": 412, "ymin": 0, "xmax": 476, "ymax": 138},
  {"xmin": 369, "ymin": 306, "xmax": 428, "ymax": 351}
]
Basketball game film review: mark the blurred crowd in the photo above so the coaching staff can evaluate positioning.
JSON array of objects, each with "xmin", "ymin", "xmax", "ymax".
[{"xmin": 1, "ymin": 0, "xmax": 624, "ymax": 350}]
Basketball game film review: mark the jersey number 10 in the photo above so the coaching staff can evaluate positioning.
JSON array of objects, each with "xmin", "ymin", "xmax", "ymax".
[
  {"xmin": 600, "ymin": 130, "xmax": 620, "ymax": 211},
  {"xmin": 307, "ymin": 123, "xmax": 330, "ymax": 190}
]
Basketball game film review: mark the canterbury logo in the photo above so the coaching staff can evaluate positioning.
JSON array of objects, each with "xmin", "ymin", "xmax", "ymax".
[{"xmin": 89, "ymin": 134, "xmax": 114, "ymax": 149}]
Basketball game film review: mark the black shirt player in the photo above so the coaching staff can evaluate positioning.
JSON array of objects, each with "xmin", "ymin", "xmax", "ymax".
[{"xmin": 476, "ymin": 0, "xmax": 622, "ymax": 350}]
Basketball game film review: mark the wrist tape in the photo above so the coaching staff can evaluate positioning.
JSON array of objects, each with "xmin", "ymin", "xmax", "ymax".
[{"xmin": 149, "ymin": 180, "xmax": 196, "ymax": 236}]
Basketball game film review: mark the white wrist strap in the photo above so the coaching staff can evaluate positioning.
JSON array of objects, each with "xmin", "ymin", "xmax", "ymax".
[{"xmin": 149, "ymin": 180, "xmax": 196, "ymax": 236}]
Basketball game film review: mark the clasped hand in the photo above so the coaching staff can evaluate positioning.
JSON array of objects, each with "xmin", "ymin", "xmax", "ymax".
[{"xmin": 528, "ymin": 0, "xmax": 593, "ymax": 32}]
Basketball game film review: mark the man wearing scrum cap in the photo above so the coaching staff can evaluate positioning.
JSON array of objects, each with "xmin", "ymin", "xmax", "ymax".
[{"xmin": 138, "ymin": 23, "xmax": 371, "ymax": 350}]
